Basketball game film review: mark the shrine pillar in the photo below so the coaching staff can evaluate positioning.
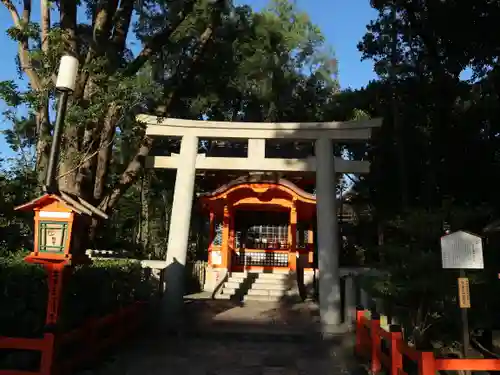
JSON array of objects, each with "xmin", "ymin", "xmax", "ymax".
[
  {"xmin": 288, "ymin": 203, "xmax": 297, "ymax": 271},
  {"xmin": 307, "ymin": 224, "xmax": 314, "ymax": 266},
  {"xmin": 208, "ymin": 211, "xmax": 215, "ymax": 248},
  {"xmin": 303, "ymin": 224, "xmax": 315, "ymax": 298},
  {"xmin": 315, "ymin": 137, "xmax": 342, "ymax": 330},
  {"xmin": 229, "ymin": 208, "xmax": 235, "ymax": 268},
  {"xmin": 204, "ymin": 210, "xmax": 224, "ymax": 292},
  {"xmin": 221, "ymin": 204, "xmax": 231, "ymax": 269},
  {"xmin": 163, "ymin": 135, "xmax": 198, "ymax": 321}
]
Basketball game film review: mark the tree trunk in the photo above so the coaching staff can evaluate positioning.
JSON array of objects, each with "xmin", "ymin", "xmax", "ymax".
[
  {"xmin": 389, "ymin": 8, "xmax": 408, "ymax": 212},
  {"xmin": 35, "ymin": 105, "xmax": 50, "ymax": 187},
  {"xmin": 70, "ymin": 218, "xmax": 93, "ymax": 258},
  {"xmin": 138, "ymin": 173, "xmax": 150, "ymax": 253},
  {"xmin": 162, "ymin": 188, "xmax": 172, "ymax": 258},
  {"xmin": 377, "ymin": 221, "xmax": 384, "ymax": 246}
]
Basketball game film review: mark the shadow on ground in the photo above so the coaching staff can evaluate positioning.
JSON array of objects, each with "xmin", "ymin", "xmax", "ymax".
[
  {"xmin": 77, "ymin": 302, "xmax": 365, "ymax": 375},
  {"xmin": 75, "ymin": 272, "xmax": 366, "ymax": 375}
]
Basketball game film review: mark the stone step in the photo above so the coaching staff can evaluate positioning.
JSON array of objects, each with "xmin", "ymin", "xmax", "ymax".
[
  {"xmin": 223, "ymin": 281, "xmax": 289, "ymax": 290},
  {"xmin": 223, "ymin": 281, "xmax": 244, "ymax": 289},
  {"xmin": 214, "ymin": 293, "xmax": 231, "ymax": 300},
  {"xmin": 243, "ymin": 294, "xmax": 282, "ymax": 302},
  {"xmin": 227, "ymin": 275, "xmax": 291, "ymax": 284},
  {"xmin": 231, "ymin": 267, "xmax": 290, "ymax": 273},
  {"xmin": 226, "ymin": 278, "xmax": 288, "ymax": 286},
  {"xmin": 215, "ymin": 290, "xmax": 282, "ymax": 302},
  {"xmin": 230, "ymin": 271, "xmax": 290, "ymax": 279},
  {"xmin": 221, "ymin": 288, "xmax": 287, "ymax": 297}
]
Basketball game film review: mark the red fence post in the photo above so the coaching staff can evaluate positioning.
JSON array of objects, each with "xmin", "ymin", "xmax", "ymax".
[
  {"xmin": 370, "ymin": 311, "xmax": 382, "ymax": 374},
  {"xmin": 355, "ymin": 306, "xmax": 365, "ymax": 356},
  {"xmin": 389, "ymin": 325, "xmax": 403, "ymax": 375},
  {"xmin": 418, "ymin": 351, "xmax": 435, "ymax": 375},
  {"xmin": 39, "ymin": 333, "xmax": 55, "ymax": 375}
]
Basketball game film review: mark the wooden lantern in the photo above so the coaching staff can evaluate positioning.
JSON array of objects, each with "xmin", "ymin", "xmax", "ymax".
[{"xmin": 15, "ymin": 191, "xmax": 108, "ymax": 266}]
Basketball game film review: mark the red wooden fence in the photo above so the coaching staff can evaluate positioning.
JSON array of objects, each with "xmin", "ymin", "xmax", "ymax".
[
  {"xmin": 356, "ymin": 308, "xmax": 500, "ymax": 375},
  {"xmin": 0, "ymin": 334, "xmax": 55, "ymax": 375},
  {"xmin": 0, "ymin": 302, "xmax": 146, "ymax": 375}
]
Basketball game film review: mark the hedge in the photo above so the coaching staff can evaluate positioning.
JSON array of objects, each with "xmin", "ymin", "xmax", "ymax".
[{"xmin": 0, "ymin": 255, "xmax": 156, "ymax": 338}]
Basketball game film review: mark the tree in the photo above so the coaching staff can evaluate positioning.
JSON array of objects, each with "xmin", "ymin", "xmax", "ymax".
[
  {"xmin": 351, "ymin": 0, "xmax": 500, "ymax": 353},
  {"xmin": 0, "ymin": 160, "xmax": 37, "ymax": 255},
  {"xmin": 358, "ymin": 0, "xmax": 500, "ymax": 211},
  {"xmin": 0, "ymin": 0, "xmax": 341, "ymax": 252},
  {"xmin": 0, "ymin": 0, "xmax": 225, "ymax": 219}
]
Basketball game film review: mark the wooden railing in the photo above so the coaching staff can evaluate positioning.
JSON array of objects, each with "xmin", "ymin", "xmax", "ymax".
[
  {"xmin": 356, "ymin": 308, "xmax": 500, "ymax": 375},
  {"xmin": 0, "ymin": 334, "xmax": 55, "ymax": 375},
  {"xmin": 0, "ymin": 302, "xmax": 146, "ymax": 375}
]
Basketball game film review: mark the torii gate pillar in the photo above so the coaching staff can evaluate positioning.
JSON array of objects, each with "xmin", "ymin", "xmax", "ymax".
[
  {"xmin": 315, "ymin": 137, "xmax": 341, "ymax": 330},
  {"xmin": 162, "ymin": 135, "xmax": 198, "ymax": 322}
]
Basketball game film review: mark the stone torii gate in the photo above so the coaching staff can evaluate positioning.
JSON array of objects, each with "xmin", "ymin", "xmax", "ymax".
[{"xmin": 139, "ymin": 115, "xmax": 381, "ymax": 331}]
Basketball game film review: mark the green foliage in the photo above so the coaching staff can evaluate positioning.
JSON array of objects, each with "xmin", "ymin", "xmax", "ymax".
[
  {"xmin": 0, "ymin": 166, "xmax": 37, "ymax": 256},
  {"xmin": 329, "ymin": 0, "xmax": 500, "ymax": 354},
  {"xmin": 0, "ymin": 258, "xmax": 156, "ymax": 337},
  {"xmin": 0, "ymin": 254, "xmax": 47, "ymax": 337},
  {"xmin": 61, "ymin": 260, "xmax": 156, "ymax": 330},
  {"xmin": 0, "ymin": 0, "xmax": 340, "ymax": 255},
  {"xmin": 359, "ymin": 205, "xmax": 495, "ymax": 349}
]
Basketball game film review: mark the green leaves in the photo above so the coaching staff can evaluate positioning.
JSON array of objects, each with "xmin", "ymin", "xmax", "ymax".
[
  {"xmin": 0, "ymin": 256, "xmax": 47, "ymax": 337},
  {"xmin": 6, "ymin": 23, "xmax": 40, "ymax": 43},
  {"xmin": 0, "ymin": 81, "xmax": 22, "ymax": 107},
  {"xmin": 61, "ymin": 259, "xmax": 156, "ymax": 330},
  {"xmin": 0, "ymin": 258, "xmax": 156, "ymax": 337}
]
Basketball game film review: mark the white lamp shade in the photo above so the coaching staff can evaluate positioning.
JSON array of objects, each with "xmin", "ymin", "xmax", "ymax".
[{"xmin": 55, "ymin": 55, "xmax": 79, "ymax": 91}]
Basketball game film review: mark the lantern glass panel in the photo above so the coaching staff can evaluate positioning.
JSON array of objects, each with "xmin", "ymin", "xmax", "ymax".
[{"xmin": 39, "ymin": 221, "xmax": 67, "ymax": 253}]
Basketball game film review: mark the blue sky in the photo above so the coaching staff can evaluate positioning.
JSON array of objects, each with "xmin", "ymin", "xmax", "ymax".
[
  {"xmin": 0, "ymin": 0, "xmax": 378, "ymax": 158},
  {"xmin": 238, "ymin": 0, "xmax": 378, "ymax": 89}
]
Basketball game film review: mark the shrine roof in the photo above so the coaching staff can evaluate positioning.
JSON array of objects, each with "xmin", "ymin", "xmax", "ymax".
[
  {"xmin": 15, "ymin": 191, "xmax": 108, "ymax": 219},
  {"xmin": 198, "ymin": 175, "xmax": 316, "ymax": 202}
]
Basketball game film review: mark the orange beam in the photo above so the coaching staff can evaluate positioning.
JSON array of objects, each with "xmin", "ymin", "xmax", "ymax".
[
  {"xmin": 208, "ymin": 211, "xmax": 215, "ymax": 251},
  {"xmin": 288, "ymin": 204, "xmax": 297, "ymax": 271},
  {"xmin": 221, "ymin": 205, "xmax": 230, "ymax": 269}
]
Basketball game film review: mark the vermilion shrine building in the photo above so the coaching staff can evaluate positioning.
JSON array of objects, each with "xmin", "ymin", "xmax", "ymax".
[{"xmin": 199, "ymin": 176, "xmax": 317, "ymax": 274}]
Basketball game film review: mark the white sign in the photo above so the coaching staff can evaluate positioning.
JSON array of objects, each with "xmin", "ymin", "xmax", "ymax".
[
  {"xmin": 211, "ymin": 250, "xmax": 222, "ymax": 266},
  {"xmin": 39, "ymin": 211, "xmax": 71, "ymax": 219},
  {"xmin": 441, "ymin": 231, "xmax": 484, "ymax": 269}
]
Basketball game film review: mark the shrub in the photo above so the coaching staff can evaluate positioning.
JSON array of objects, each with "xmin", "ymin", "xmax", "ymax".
[
  {"xmin": 0, "ymin": 254, "xmax": 47, "ymax": 337},
  {"xmin": 60, "ymin": 259, "xmax": 156, "ymax": 330},
  {"xmin": 0, "ymin": 257, "xmax": 156, "ymax": 337}
]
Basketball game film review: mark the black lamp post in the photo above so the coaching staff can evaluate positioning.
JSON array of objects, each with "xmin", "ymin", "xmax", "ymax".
[{"xmin": 44, "ymin": 55, "xmax": 79, "ymax": 193}]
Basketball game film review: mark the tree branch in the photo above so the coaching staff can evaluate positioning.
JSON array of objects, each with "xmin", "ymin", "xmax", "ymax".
[
  {"xmin": 22, "ymin": 0, "xmax": 30, "ymax": 22},
  {"xmin": 97, "ymin": 0, "xmax": 227, "ymax": 212},
  {"xmin": 157, "ymin": 25, "xmax": 214, "ymax": 115},
  {"xmin": 74, "ymin": 0, "xmax": 120, "ymax": 100},
  {"xmin": 98, "ymin": 134, "xmax": 153, "ymax": 212},
  {"xmin": 40, "ymin": 0, "xmax": 50, "ymax": 53},
  {"xmin": 1, "ymin": 0, "xmax": 43, "ymax": 90},
  {"xmin": 110, "ymin": 0, "xmax": 134, "ymax": 58},
  {"xmin": 93, "ymin": 0, "xmax": 119, "ymax": 50},
  {"xmin": 122, "ymin": 0, "xmax": 198, "ymax": 77},
  {"xmin": 59, "ymin": 0, "xmax": 78, "ymax": 55},
  {"xmin": 100, "ymin": 21, "xmax": 218, "ymax": 212},
  {"xmin": 93, "ymin": 103, "xmax": 120, "ymax": 201},
  {"xmin": 1, "ymin": 0, "xmax": 21, "ymax": 25}
]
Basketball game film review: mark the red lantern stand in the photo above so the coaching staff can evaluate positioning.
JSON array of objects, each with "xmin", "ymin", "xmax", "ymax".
[{"xmin": 15, "ymin": 193, "xmax": 106, "ymax": 331}]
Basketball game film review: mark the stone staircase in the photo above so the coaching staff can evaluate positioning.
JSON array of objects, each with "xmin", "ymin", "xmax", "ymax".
[{"xmin": 216, "ymin": 270, "xmax": 294, "ymax": 302}]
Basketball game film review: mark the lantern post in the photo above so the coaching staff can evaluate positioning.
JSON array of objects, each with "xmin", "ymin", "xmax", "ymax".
[
  {"xmin": 45, "ymin": 55, "xmax": 79, "ymax": 193},
  {"xmin": 15, "ymin": 54, "xmax": 107, "ymax": 330}
]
